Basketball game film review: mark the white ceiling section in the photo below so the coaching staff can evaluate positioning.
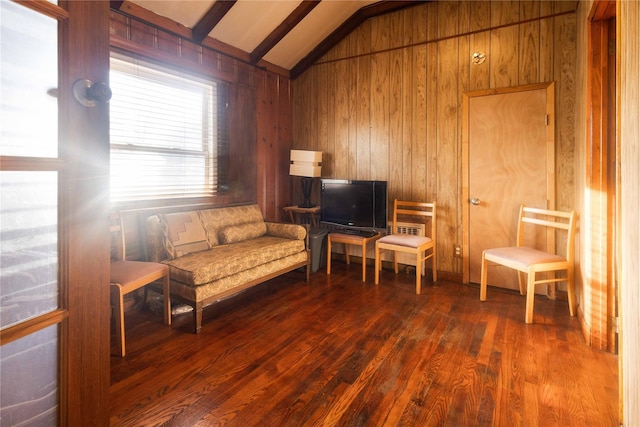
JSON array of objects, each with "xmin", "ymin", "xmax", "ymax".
[
  {"xmin": 263, "ymin": 1, "xmax": 376, "ymax": 69},
  {"xmin": 209, "ymin": 1, "xmax": 302, "ymax": 53},
  {"xmin": 125, "ymin": 0, "xmax": 417, "ymax": 75},
  {"xmin": 131, "ymin": 1, "xmax": 213, "ymax": 28}
]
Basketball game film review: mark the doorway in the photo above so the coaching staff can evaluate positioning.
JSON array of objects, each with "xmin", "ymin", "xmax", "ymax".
[{"xmin": 462, "ymin": 83, "xmax": 555, "ymax": 290}]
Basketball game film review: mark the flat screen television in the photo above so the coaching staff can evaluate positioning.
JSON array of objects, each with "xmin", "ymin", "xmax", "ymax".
[{"xmin": 320, "ymin": 179, "xmax": 387, "ymax": 230}]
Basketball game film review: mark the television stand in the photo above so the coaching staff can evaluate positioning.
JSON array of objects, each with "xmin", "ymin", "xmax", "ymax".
[
  {"xmin": 283, "ymin": 205, "xmax": 320, "ymax": 227},
  {"xmin": 326, "ymin": 231, "xmax": 381, "ymax": 282}
]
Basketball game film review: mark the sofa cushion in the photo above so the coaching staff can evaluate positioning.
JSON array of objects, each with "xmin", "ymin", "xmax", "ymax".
[
  {"xmin": 265, "ymin": 222, "xmax": 307, "ymax": 240},
  {"xmin": 145, "ymin": 214, "xmax": 167, "ymax": 262},
  {"xmin": 159, "ymin": 211, "xmax": 210, "ymax": 259},
  {"xmin": 163, "ymin": 236, "xmax": 305, "ymax": 286},
  {"xmin": 167, "ymin": 251, "xmax": 308, "ymax": 302},
  {"xmin": 219, "ymin": 221, "xmax": 267, "ymax": 244},
  {"xmin": 198, "ymin": 205, "xmax": 264, "ymax": 247}
]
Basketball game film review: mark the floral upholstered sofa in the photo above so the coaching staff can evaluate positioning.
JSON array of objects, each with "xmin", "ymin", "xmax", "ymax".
[{"xmin": 145, "ymin": 204, "xmax": 309, "ymax": 333}]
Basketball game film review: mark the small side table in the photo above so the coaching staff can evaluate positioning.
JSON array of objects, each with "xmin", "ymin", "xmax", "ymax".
[
  {"xmin": 283, "ymin": 205, "xmax": 321, "ymax": 227},
  {"xmin": 326, "ymin": 232, "xmax": 382, "ymax": 282}
]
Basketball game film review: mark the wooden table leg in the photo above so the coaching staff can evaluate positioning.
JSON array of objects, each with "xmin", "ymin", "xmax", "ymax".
[
  {"xmin": 162, "ymin": 272, "xmax": 171, "ymax": 326},
  {"xmin": 326, "ymin": 234, "xmax": 332, "ymax": 275},
  {"xmin": 360, "ymin": 240, "xmax": 367, "ymax": 282},
  {"xmin": 110, "ymin": 284, "xmax": 125, "ymax": 357}
]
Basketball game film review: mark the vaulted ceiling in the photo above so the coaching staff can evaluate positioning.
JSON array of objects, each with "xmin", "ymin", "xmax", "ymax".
[{"xmin": 110, "ymin": 1, "xmax": 423, "ymax": 79}]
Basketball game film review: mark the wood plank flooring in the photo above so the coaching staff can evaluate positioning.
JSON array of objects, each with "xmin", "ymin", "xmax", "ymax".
[{"xmin": 110, "ymin": 262, "xmax": 619, "ymax": 426}]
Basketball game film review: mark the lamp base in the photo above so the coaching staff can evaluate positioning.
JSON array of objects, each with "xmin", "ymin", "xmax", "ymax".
[{"xmin": 299, "ymin": 177, "xmax": 315, "ymax": 208}]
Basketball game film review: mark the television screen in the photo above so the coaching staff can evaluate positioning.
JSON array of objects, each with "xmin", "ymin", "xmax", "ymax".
[{"xmin": 320, "ymin": 179, "xmax": 387, "ymax": 230}]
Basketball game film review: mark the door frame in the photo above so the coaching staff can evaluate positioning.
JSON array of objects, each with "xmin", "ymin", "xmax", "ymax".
[
  {"xmin": 461, "ymin": 82, "xmax": 556, "ymax": 284},
  {"xmin": 0, "ymin": 1, "xmax": 110, "ymax": 424},
  {"xmin": 587, "ymin": 0, "xmax": 618, "ymax": 353}
]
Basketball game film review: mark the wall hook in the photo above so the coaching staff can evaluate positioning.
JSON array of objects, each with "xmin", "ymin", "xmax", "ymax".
[{"xmin": 472, "ymin": 51, "xmax": 486, "ymax": 65}]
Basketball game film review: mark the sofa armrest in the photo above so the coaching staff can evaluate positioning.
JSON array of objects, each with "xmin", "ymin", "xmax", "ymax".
[
  {"xmin": 145, "ymin": 214, "xmax": 168, "ymax": 262},
  {"xmin": 265, "ymin": 222, "xmax": 307, "ymax": 241}
]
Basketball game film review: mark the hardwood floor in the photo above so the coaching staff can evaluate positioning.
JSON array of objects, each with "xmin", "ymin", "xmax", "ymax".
[{"xmin": 110, "ymin": 262, "xmax": 619, "ymax": 426}]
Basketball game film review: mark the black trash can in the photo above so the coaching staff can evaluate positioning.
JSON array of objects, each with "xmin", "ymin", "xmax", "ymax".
[{"xmin": 308, "ymin": 227, "xmax": 329, "ymax": 273}]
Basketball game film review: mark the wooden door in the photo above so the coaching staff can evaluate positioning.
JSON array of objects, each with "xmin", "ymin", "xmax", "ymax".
[
  {"xmin": 0, "ymin": 1, "xmax": 110, "ymax": 424},
  {"xmin": 463, "ymin": 84, "xmax": 555, "ymax": 290}
]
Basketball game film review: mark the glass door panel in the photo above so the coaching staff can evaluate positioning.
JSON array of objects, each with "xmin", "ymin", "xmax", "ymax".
[
  {"xmin": 1, "ymin": 1, "xmax": 62, "ymax": 425},
  {"xmin": 0, "ymin": 0, "xmax": 58, "ymax": 157},
  {"xmin": 0, "ymin": 325, "xmax": 59, "ymax": 425},
  {"xmin": 0, "ymin": 171, "xmax": 58, "ymax": 328}
]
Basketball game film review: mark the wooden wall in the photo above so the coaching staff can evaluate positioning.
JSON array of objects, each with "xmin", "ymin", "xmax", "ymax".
[
  {"xmin": 256, "ymin": 71, "xmax": 293, "ymax": 223},
  {"xmin": 292, "ymin": 0, "xmax": 578, "ymax": 276}
]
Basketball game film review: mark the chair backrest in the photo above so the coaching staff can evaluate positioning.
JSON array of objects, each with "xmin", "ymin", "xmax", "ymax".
[
  {"xmin": 390, "ymin": 199, "xmax": 436, "ymax": 240},
  {"xmin": 110, "ymin": 212, "xmax": 126, "ymax": 261},
  {"xmin": 516, "ymin": 205, "xmax": 577, "ymax": 262}
]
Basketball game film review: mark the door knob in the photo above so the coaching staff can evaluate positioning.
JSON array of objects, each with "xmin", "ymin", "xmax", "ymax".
[
  {"xmin": 72, "ymin": 79, "xmax": 112, "ymax": 107},
  {"xmin": 471, "ymin": 198, "xmax": 481, "ymax": 205}
]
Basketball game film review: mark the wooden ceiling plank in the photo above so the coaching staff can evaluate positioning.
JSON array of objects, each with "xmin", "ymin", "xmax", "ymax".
[
  {"xmin": 192, "ymin": 0, "xmax": 238, "ymax": 44},
  {"xmin": 290, "ymin": 0, "xmax": 426, "ymax": 79},
  {"xmin": 250, "ymin": 0, "xmax": 321, "ymax": 65},
  {"xmin": 114, "ymin": 1, "xmax": 194, "ymax": 40}
]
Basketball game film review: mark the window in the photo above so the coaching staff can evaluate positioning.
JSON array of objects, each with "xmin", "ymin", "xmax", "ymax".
[
  {"xmin": 109, "ymin": 54, "xmax": 228, "ymax": 203},
  {"xmin": 1, "ymin": 1, "xmax": 61, "ymax": 423}
]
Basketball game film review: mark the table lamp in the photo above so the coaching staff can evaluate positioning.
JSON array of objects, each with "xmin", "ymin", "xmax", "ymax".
[{"xmin": 289, "ymin": 150, "xmax": 322, "ymax": 208}]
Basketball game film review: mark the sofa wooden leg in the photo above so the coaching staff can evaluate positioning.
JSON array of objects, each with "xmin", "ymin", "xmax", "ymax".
[
  {"xmin": 194, "ymin": 304, "xmax": 203, "ymax": 334},
  {"xmin": 305, "ymin": 249, "xmax": 311, "ymax": 282}
]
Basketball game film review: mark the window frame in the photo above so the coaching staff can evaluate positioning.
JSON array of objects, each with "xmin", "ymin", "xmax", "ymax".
[{"xmin": 108, "ymin": 52, "xmax": 229, "ymax": 210}]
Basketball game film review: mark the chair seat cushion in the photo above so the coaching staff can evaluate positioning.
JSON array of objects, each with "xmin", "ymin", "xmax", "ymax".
[
  {"xmin": 484, "ymin": 246, "xmax": 565, "ymax": 267},
  {"xmin": 378, "ymin": 234, "xmax": 432, "ymax": 248},
  {"xmin": 110, "ymin": 260, "xmax": 167, "ymax": 286}
]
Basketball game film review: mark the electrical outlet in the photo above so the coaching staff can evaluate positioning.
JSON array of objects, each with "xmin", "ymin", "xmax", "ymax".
[{"xmin": 454, "ymin": 245, "xmax": 462, "ymax": 257}]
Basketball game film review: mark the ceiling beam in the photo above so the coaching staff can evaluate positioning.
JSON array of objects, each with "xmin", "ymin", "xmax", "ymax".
[
  {"xmin": 250, "ymin": 0, "xmax": 321, "ymax": 65},
  {"xmin": 192, "ymin": 0, "xmax": 237, "ymax": 44},
  {"xmin": 109, "ymin": 1, "xmax": 125, "ymax": 10},
  {"xmin": 290, "ymin": 0, "xmax": 426, "ymax": 79}
]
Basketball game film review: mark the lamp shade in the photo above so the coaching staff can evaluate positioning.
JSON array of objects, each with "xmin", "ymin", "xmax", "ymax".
[{"xmin": 289, "ymin": 150, "xmax": 322, "ymax": 177}]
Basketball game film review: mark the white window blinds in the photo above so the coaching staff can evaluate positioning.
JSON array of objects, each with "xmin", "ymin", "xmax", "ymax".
[{"xmin": 109, "ymin": 54, "xmax": 225, "ymax": 203}]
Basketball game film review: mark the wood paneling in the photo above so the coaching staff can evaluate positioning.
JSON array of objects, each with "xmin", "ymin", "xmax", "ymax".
[
  {"xmin": 555, "ymin": 13, "xmax": 577, "ymax": 212},
  {"xmin": 436, "ymin": 36, "xmax": 459, "ymax": 272},
  {"xmin": 519, "ymin": 20, "xmax": 540, "ymax": 85},
  {"xmin": 292, "ymin": 0, "xmax": 577, "ymax": 278},
  {"xmin": 491, "ymin": 25, "xmax": 519, "ymax": 88},
  {"xmin": 389, "ymin": 48, "xmax": 403, "ymax": 197},
  {"xmin": 491, "ymin": 0, "xmax": 520, "ymax": 27},
  {"xmin": 438, "ymin": 1, "xmax": 459, "ymax": 39},
  {"xmin": 470, "ymin": 0, "xmax": 491, "ymax": 32},
  {"xmin": 356, "ymin": 54, "xmax": 371, "ymax": 179},
  {"xmin": 412, "ymin": 42, "xmax": 428, "ymax": 201}
]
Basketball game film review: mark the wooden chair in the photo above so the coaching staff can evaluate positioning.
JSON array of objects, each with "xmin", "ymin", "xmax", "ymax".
[
  {"xmin": 479, "ymin": 205, "xmax": 577, "ymax": 324},
  {"xmin": 110, "ymin": 212, "xmax": 171, "ymax": 357},
  {"xmin": 375, "ymin": 200, "xmax": 437, "ymax": 294}
]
